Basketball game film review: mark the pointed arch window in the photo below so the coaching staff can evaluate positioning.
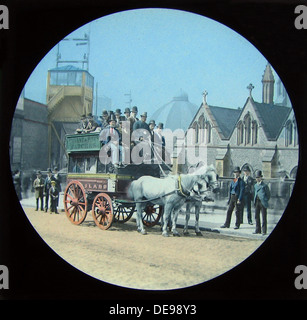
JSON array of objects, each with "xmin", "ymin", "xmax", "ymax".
[
  {"xmin": 205, "ymin": 120, "xmax": 211, "ymax": 144},
  {"xmin": 192, "ymin": 121, "xmax": 199, "ymax": 144},
  {"xmin": 244, "ymin": 113, "xmax": 251, "ymax": 145},
  {"xmin": 293, "ymin": 119, "xmax": 298, "ymax": 146},
  {"xmin": 285, "ymin": 120, "xmax": 293, "ymax": 147},
  {"xmin": 252, "ymin": 120, "xmax": 258, "ymax": 145},
  {"xmin": 237, "ymin": 121, "xmax": 244, "ymax": 145},
  {"xmin": 198, "ymin": 115, "xmax": 205, "ymax": 143}
]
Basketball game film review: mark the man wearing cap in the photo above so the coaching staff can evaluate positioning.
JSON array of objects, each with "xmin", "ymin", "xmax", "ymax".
[
  {"xmin": 49, "ymin": 180, "xmax": 59, "ymax": 214},
  {"xmin": 75, "ymin": 114, "xmax": 88, "ymax": 134},
  {"xmin": 84, "ymin": 113, "xmax": 99, "ymax": 133},
  {"xmin": 221, "ymin": 166, "xmax": 245, "ymax": 229},
  {"xmin": 44, "ymin": 168, "xmax": 54, "ymax": 212},
  {"xmin": 253, "ymin": 170, "xmax": 271, "ymax": 235},
  {"xmin": 33, "ymin": 171, "xmax": 44, "ymax": 211},
  {"xmin": 241, "ymin": 166, "xmax": 254, "ymax": 225}
]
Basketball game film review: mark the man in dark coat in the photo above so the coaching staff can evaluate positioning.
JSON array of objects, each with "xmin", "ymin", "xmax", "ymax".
[
  {"xmin": 84, "ymin": 113, "xmax": 99, "ymax": 133},
  {"xmin": 253, "ymin": 170, "xmax": 271, "ymax": 235},
  {"xmin": 53, "ymin": 166, "xmax": 61, "ymax": 206},
  {"xmin": 99, "ymin": 110, "xmax": 109, "ymax": 130},
  {"xmin": 124, "ymin": 107, "xmax": 130, "ymax": 120},
  {"xmin": 49, "ymin": 180, "xmax": 59, "ymax": 214},
  {"xmin": 241, "ymin": 166, "xmax": 254, "ymax": 225},
  {"xmin": 75, "ymin": 114, "xmax": 88, "ymax": 134},
  {"xmin": 221, "ymin": 166, "xmax": 245, "ymax": 229},
  {"xmin": 132, "ymin": 112, "xmax": 150, "ymax": 142},
  {"xmin": 33, "ymin": 171, "xmax": 44, "ymax": 211},
  {"xmin": 44, "ymin": 168, "xmax": 54, "ymax": 212},
  {"xmin": 13, "ymin": 169, "xmax": 22, "ymax": 200}
]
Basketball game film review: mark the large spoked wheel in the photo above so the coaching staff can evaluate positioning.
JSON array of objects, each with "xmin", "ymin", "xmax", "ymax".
[
  {"xmin": 113, "ymin": 202, "xmax": 135, "ymax": 223},
  {"xmin": 63, "ymin": 180, "xmax": 88, "ymax": 225},
  {"xmin": 142, "ymin": 204, "xmax": 163, "ymax": 227},
  {"xmin": 92, "ymin": 193, "xmax": 114, "ymax": 230}
]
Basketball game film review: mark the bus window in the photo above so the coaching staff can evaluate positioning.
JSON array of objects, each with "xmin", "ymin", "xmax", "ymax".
[
  {"xmin": 68, "ymin": 156, "xmax": 85, "ymax": 173},
  {"xmin": 85, "ymin": 156, "xmax": 97, "ymax": 173}
]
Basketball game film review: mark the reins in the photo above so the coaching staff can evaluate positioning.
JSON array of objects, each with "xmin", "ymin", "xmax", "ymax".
[
  {"xmin": 115, "ymin": 174, "xmax": 191, "ymax": 205},
  {"xmin": 114, "ymin": 190, "xmax": 177, "ymax": 205}
]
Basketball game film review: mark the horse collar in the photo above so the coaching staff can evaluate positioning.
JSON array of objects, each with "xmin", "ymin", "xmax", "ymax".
[{"xmin": 177, "ymin": 175, "xmax": 190, "ymax": 198}]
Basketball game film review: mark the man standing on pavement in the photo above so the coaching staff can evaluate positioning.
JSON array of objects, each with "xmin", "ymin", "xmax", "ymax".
[
  {"xmin": 242, "ymin": 166, "xmax": 254, "ymax": 225},
  {"xmin": 33, "ymin": 170, "xmax": 44, "ymax": 211},
  {"xmin": 49, "ymin": 180, "xmax": 59, "ymax": 214},
  {"xmin": 221, "ymin": 166, "xmax": 245, "ymax": 229},
  {"xmin": 253, "ymin": 170, "xmax": 271, "ymax": 235},
  {"xmin": 44, "ymin": 168, "xmax": 54, "ymax": 212}
]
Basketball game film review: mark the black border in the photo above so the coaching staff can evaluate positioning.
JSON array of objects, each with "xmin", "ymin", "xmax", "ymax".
[{"xmin": 1, "ymin": 0, "xmax": 307, "ymax": 301}]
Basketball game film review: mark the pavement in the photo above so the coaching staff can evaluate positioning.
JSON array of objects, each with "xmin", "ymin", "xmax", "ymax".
[{"xmin": 20, "ymin": 192, "xmax": 283, "ymax": 240}]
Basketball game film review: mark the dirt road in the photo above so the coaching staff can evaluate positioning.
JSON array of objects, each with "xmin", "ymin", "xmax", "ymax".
[{"xmin": 23, "ymin": 207, "xmax": 264, "ymax": 290}]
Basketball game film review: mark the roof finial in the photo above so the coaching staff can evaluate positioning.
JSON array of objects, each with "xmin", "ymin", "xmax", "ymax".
[
  {"xmin": 202, "ymin": 90, "xmax": 208, "ymax": 104},
  {"xmin": 247, "ymin": 83, "xmax": 254, "ymax": 98}
]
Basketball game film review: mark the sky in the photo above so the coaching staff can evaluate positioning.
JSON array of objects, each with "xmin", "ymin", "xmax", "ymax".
[{"xmin": 23, "ymin": 8, "xmax": 273, "ymax": 119}]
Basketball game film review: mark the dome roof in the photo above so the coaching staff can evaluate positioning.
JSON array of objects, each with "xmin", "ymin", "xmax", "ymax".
[{"xmin": 150, "ymin": 90, "xmax": 199, "ymax": 132}]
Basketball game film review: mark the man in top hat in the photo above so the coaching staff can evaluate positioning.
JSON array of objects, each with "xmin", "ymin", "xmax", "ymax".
[
  {"xmin": 148, "ymin": 120, "xmax": 161, "ymax": 161},
  {"xmin": 84, "ymin": 113, "xmax": 99, "ymax": 133},
  {"xmin": 133, "ymin": 111, "xmax": 149, "ymax": 131},
  {"xmin": 124, "ymin": 108, "xmax": 130, "ymax": 120},
  {"xmin": 75, "ymin": 114, "xmax": 88, "ymax": 134},
  {"xmin": 132, "ymin": 112, "xmax": 150, "ymax": 144},
  {"xmin": 155, "ymin": 122, "xmax": 166, "ymax": 147},
  {"xmin": 241, "ymin": 166, "xmax": 254, "ymax": 225},
  {"xmin": 128, "ymin": 106, "xmax": 139, "ymax": 127},
  {"xmin": 221, "ymin": 166, "xmax": 245, "ymax": 229},
  {"xmin": 115, "ymin": 109, "xmax": 124, "ymax": 124},
  {"xmin": 155, "ymin": 122, "xmax": 168, "ymax": 162},
  {"xmin": 99, "ymin": 110, "xmax": 109, "ymax": 130},
  {"xmin": 33, "ymin": 170, "xmax": 44, "ymax": 211},
  {"xmin": 253, "ymin": 170, "xmax": 271, "ymax": 235}
]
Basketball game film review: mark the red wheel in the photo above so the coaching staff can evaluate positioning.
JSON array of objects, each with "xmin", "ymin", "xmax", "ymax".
[
  {"xmin": 63, "ymin": 180, "xmax": 88, "ymax": 225},
  {"xmin": 142, "ymin": 204, "xmax": 163, "ymax": 227},
  {"xmin": 92, "ymin": 193, "xmax": 114, "ymax": 230}
]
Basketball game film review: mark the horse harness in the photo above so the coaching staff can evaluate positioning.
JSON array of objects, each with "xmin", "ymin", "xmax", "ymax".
[
  {"xmin": 176, "ymin": 174, "xmax": 192, "ymax": 198},
  {"xmin": 116, "ymin": 174, "xmax": 197, "ymax": 205}
]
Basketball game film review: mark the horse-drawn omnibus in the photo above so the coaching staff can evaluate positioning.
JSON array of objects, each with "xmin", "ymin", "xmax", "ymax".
[{"xmin": 63, "ymin": 132, "xmax": 165, "ymax": 230}]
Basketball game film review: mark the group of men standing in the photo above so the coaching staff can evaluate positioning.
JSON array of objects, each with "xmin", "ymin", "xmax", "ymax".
[
  {"xmin": 32, "ymin": 167, "xmax": 61, "ymax": 214},
  {"xmin": 221, "ymin": 166, "xmax": 271, "ymax": 235}
]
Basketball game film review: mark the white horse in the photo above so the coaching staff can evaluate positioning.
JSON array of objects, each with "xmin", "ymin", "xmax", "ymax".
[
  {"xmin": 183, "ymin": 191, "xmax": 215, "ymax": 236},
  {"xmin": 183, "ymin": 164, "xmax": 217, "ymax": 236},
  {"xmin": 128, "ymin": 165, "xmax": 219, "ymax": 237}
]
